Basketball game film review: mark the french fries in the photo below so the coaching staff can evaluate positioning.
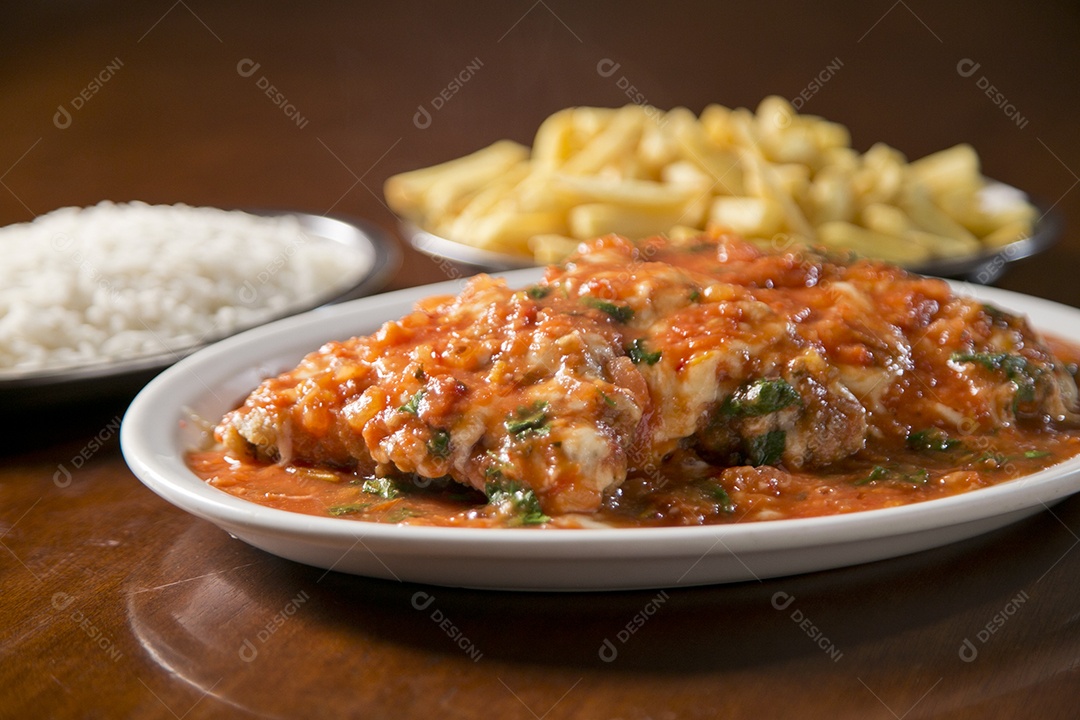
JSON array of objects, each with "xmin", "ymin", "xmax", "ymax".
[{"xmin": 385, "ymin": 98, "xmax": 1039, "ymax": 268}]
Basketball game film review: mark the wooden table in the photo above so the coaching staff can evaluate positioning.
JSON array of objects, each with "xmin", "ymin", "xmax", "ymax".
[{"xmin": 3, "ymin": 2, "xmax": 1080, "ymax": 717}]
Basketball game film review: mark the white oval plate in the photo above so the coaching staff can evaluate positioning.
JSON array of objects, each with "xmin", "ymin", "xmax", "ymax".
[{"xmin": 121, "ymin": 269, "xmax": 1080, "ymax": 591}]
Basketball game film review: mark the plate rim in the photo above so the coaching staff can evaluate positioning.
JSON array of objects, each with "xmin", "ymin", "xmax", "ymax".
[{"xmin": 120, "ymin": 269, "xmax": 1080, "ymax": 586}]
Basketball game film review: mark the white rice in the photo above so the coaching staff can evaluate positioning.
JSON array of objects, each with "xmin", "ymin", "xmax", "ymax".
[{"xmin": 0, "ymin": 201, "xmax": 370, "ymax": 374}]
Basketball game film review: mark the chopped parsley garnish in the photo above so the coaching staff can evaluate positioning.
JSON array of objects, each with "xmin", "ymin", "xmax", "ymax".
[
  {"xmin": 527, "ymin": 286, "xmax": 550, "ymax": 299},
  {"xmin": 975, "ymin": 450, "xmax": 1009, "ymax": 466},
  {"xmin": 854, "ymin": 465, "xmax": 891, "ymax": 486},
  {"xmin": 361, "ymin": 477, "xmax": 401, "ymax": 499},
  {"xmin": 583, "ymin": 297, "xmax": 634, "ymax": 323},
  {"xmin": 951, "ymin": 351, "xmax": 1029, "ymax": 376},
  {"xmin": 721, "ymin": 378, "xmax": 802, "ymax": 417},
  {"xmin": 906, "ymin": 428, "xmax": 961, "ymax": 453},
  {"xmin": 981, "ymin": 304, "xmax": 1018, "ymax": 324},
  {"xmin": 485, "ymin": 480, "xmax": 549, "ymax": 525},
  {"xmin": 853, "ymin": 464, "xmax": 929, "ymax": 486},
  {"xmin": 951, "ymin": 351, "xmax": 1039, "ymax": 404},
  {"xmin": 427, "ymin": 428, "xmax": 452, "ymax": 457},
  {"xmin": 383, "ymin": 507, "xmax": 417, "ymax": 523},
  {"xmin": 626, "ymin": 338, "xmax": 662, "ymax": 365},
  {"xmin": 327, "ymin": 503, "xmax": 371, "ymax": 516},
  {"xmin": 399, "ymin": 388, "xmax": 424, "ymax": 414},
  {"xmin": 747, "ymin": 430, "xmax": 786, "ymax": 466},
  {"xmin": 710, "ymin": 485, "xmax": 735, "ymax": 513},
  {"xmin": 906, "ymin": 468, "xmax": 930, "ymax": 484},
  {"xmin": 600, "ymin": 391, "xmax": 618, "ymax": 408},
  {"xmin": 975, "ymin": 449, "xmax": 1053, "ymax": 464},
  {"xmin": 505, "ymin": 401, "xmax": 550, "ymax": 436},
  {"xmin": 689, "ymin": 290, "xmax": 702, "ymax": 302}
]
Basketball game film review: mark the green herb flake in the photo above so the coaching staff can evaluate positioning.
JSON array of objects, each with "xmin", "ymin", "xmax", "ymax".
[
  {"xmin": 399, "ymin": 388, "xmax": 424, "ymax": 414},
  {"xmin": 527, "ymin": 286, "xmax": 551, "ymax": 300},
  {"xmin": 711, "ymin": 485, "xmax": 735, "ymax": 513},
  {"xmin": 485, "ymin": 481, "xmax": 550, "ymax": 525},
  {"xmin": 951, "ymin": 351, "xmax": 1028, "ymax": 376},
  {"xmin": 747, "ymin": 430, "xmax": 786, "ymax": 466},
  {"xmin": 505, "ymin": 401, "xmax": 550, "ymax": 436},
  {"xmin": 689, "ymin": 290, "xmax": 702, "ymax": 302},
  {"xmin": 722, "ymin": 378, "xmax": 802, "ymax": 417},
  {"xmin": 383, "ymin": 507, "xmax": 417, "ymax": 523},
  {"xmin": 626, "ymin": 338, "xmax": 662, "ymax": 365},
  {"xmin": 854, "ymin": 465, "xmax": 891, "ymax": 486},
  {"xmin": 951, "ymin": 351, "xmax": 1040, "ymax": 404},
  {"xmin": 583, "ymin": 297, "xmax": 634, "ymax": 323},
  {"xmin": 427, "ymin": 428, "xmax": 452, "ymax": 458},
  {"xmin": 906, "ymin": 428, "xmax": 961, "ymax": 453},
  {"xmin": 981, "ymin": 304, "xmax": 1023, "ymax": 326},
  {"xmin": 855, "ymin": 464, "xmax": 930, "ymax": 485},
  {"xmin": 905, "ymin": 468, "xmax": 930, "ymax": 485},
  {"xmin": 1024, "ymin": 450, "xmax": 1053, "ymax": 459},
  {"xmin": 975, "ymin": 451, "xmax": 1008, "ymax": 466},
  {"xmin": 600, "ymin": 391, "xmax": 618, "ymax": 408},
  {"xmin": 327, "ymin": 503, "xmax": 371, "ymax": 516},
  {"xmin": 361, "ymin": 477, "xmax": 401, "ymax": 499}
]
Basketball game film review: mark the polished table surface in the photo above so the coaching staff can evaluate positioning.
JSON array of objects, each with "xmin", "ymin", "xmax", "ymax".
[{"xmin": 4, "ymin": 2, "xmax": 1080, "ymax": 718}]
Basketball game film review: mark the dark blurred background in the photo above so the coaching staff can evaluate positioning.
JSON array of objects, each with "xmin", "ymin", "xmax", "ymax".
[{"xmin": 2, "ymin": 0, "xmax": 1078, "ymax": 300}]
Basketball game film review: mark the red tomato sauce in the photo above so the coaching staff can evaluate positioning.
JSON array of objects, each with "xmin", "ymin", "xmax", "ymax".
[{"xmin": 188, "ymin": 413, "xmax": 1080, "ymax": 528}]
